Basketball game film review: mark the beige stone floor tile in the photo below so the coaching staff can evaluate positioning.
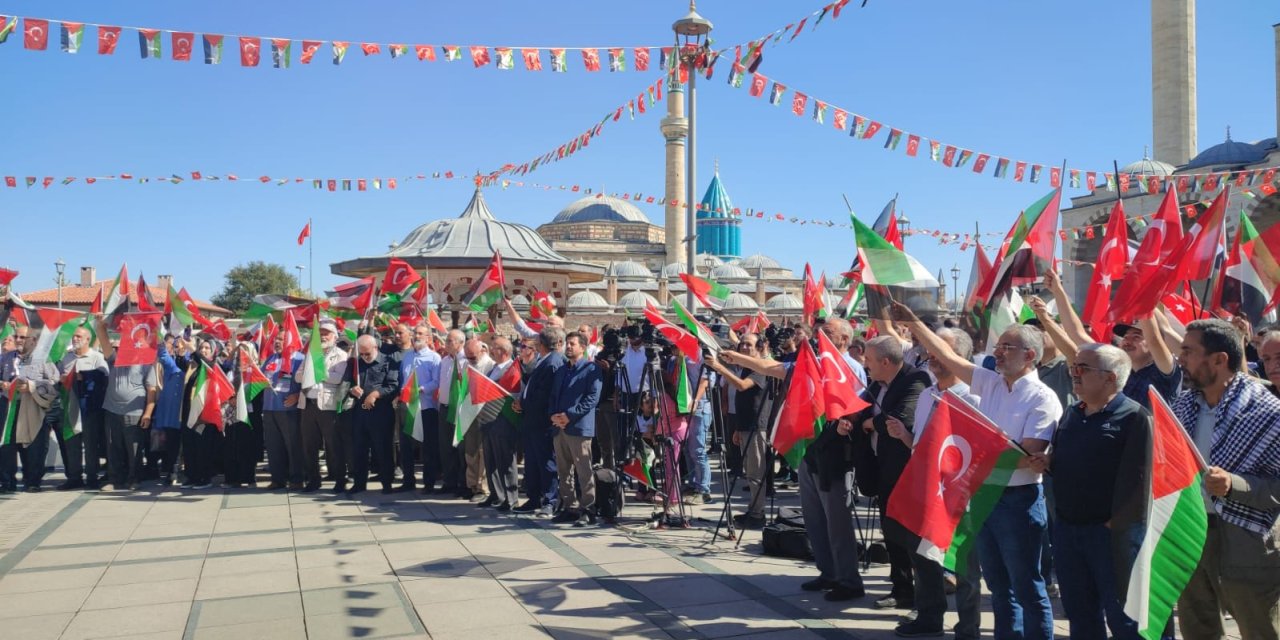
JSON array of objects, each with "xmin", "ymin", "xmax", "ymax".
[
  {"xmin": 41, "ymin": 526, "xmax": 137, "ymax": 546},
  {"xmin": 459, "ymin": 531, "xmax": 543, "ymax": 554},
  {"xmin": 476, "ymin": 544, "xmax": 577, "ymax": 577},
  {"xmin": 400, "ymin": 574, "xmax": 513, "ymax": 604},
  {"xmin": 305, "ymin": 610, "xmax": 420, "ymax": 640},
  {"xmin": 12, "ymin": 543, "xmax": 122, "ymax": 570},
  {"xmin": 194, "ymin": 569, "xmax": 300, "ymax": 600},
  {"xmin": 60, "ymin": 601, "xmax": 192, "ymax": 640},
  {"xmin": 292, "ymin": 525, "xmax": 377, "ymax": 547},
  {"xmin": 0, "ymin": 586, "xmax": 91, "ymax": 618},
  {"xmin": 113, "ymin": 537, "xmax": 210, "ymax": 562},
  {"xmin": 98, "ymin": 558, "xmax": 204, "ymax": 586},
  {"xmin": 199, "ymin": 550, "xmax": 296, "ymax": 577},
  {"xmin": 193, "ymin": 591, "xmax": 302, "ymax": 626},
  {"xmin": 211, "ymin": 517, "xmax": 292, "ymax": 534},
  {"xmin": 190, "ymin": 617, "xmax": 305, "ymax": 640},
  {"xmin": 295, "ymin": 545, "xmax": 391, "ymax": 570},
  {"xmin": 669, "ymin": 599, "xmax": 805, "ymax": 639},
  {"xmin": 0, "ymin": 565, "xmax": 107, "ymax": 593},
  {"xmin": 534, "ymin": 612, "xmax": 675, "ymax": 640},
  {"xmin": 0, "ymin": 612, "xmax": 75, "ymax": 640},
  {"xmin": 430, "ymin": 622, "xmax": 553, "ymax": 640},
  {"xmin": 128, "ymin": 521, "xmax": 216, "ymax": 541},
  {"xmin": 205, "ymin": 530, "xmax": 294, "ymax": 554},
  {"xmin": 628, "ymin": 574, "xmax": 749, "ymax": 610},
  {"xmin": 415, "ymin": 594, "xmax": 540, "ymax": 634},
  {"xmin": 81, "ymin": 577, "xmax": 198, "ymax": 610},
  {"xmin": 296, "ymin": 565, "xmax": 399, "ymax": 590}
]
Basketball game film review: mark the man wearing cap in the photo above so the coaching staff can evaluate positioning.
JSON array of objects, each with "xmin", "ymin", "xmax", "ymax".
[{"xmin": 298, "ymin": 319, "xmax": 351, "ymax": 493}]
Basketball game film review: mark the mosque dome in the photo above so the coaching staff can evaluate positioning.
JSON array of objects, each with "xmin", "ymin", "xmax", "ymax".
[
  {"xmin": 1184, "ymin": 133, "xmax": 1268, "ymax": 170},
  {"xmin": 723, "ymin": 293, "xmax": 759, "ymax": 312},
  {"xmin": 617, "ymin": 291, "xmax": 660, "ymax": 312},
  {"xmin": 710, "ymin": 264, "xmax": 751, "ymax": 282},
  {"xmin": 510, "ymin": 294, "xmax": 530, "ymax": 311},
  {"xmin": 551, "ymin": 195, "xmax": 651, "ymax": 224},
  {"xmin": 738, "ymin": 254, "xmax": 782, "ymax": 270},
  {"xmin": 661, "ymin": 262, "xmax": 689, "ymax": 279},
  {"xmin": 764, "ymin": 293, "xmax": 803, "ymax": 311},
  {"xmin": 567, "ymin": 290, "xmax": 610, "ymax": 312},
  {"xmin": 606, "ymin": 260, "xmax": 655, "ymax": 281},
  {"xmin": 695, "ymin": 253, "xmax": 724, "ymax": 269},
  {"xmin": 1119, "ymin": 157, "xmax": 1177, "ymax": 177}
]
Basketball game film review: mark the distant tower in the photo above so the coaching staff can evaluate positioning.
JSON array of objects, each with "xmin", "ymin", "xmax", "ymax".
[
  {"xmin": 1151, "ymin": 0, "xmax": 1197, "ymax": 166},
  {"xmin": 696, "ymin": 163, "xmax": 742, "ymax": 259},
  {"xmin": 660, "ymin": 75, "xmax": 688, "ymax": 265}
]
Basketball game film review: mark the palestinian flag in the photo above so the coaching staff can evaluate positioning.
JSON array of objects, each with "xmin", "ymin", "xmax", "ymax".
[
  {"xmin": 1116, "ymin": 389, "xmax": 1208, "ymax": 640},
  {"xmin": 1212, "ymin": 211, "xmax": 1270, "ymax": 325},
  {"xmin": 852, "ymin": 215, "xmax": 938, "ymax": 287},
  {"xmin": 102, "ymin": 263, "xmax": 131, "ymax": 326},
  {"xmin": 770, "ymin": 340, "xmax": 823, "ymax": 467},
  {"xmin": 29, "ymin": 308, "xmax": 87, "ymax": 365},
  {"xmin": 400, "ymin": 371, "xmax": 426, "ymax": 441},
  {"xmin": 296, "ymin": 318, "xmax": 328, "ymax": 388},
  {"xmin": 679, "ymin": 273, "xmax": 731, "ymax": 311},
  {"xmin": 623, "ymin": 443, "xmax": 656, "ymax": 487},
  {"xmin": 166, "ymin": 283, "xmax": 200, "ymax": 334},
  {"xmin": 494, "ymin": 363, "xmax": 522, "ymax": 425},
  {"xmin": 59, "ymin": 366, "xmax": 82, "ymax": 439},
  {"xmin": 427, "ymin": 307, "xmax": 448, "ymax": 334},
  {"xmin": 453, "ymin": 365, "xmax": 512, "ymax": 446},
  {"xmin": 188, "ymin": 360, "xmax": 234, "ymax": 430},
  {"xmin": 671, "ymin": 298, "xmax": 720, "ymax": 355},
  {"xmin": 1, "ymin": 382, "xmax": 18, "ymax": 447},
  {"xmin": 674, "ymin": 356, "xmax": 694, "ymax": 414},
  {"xmin": 235, "ymin": 350, "xmax": 270, "ymax": 424},
  {"xmin": 330, "ymin": 276, "xmax": 376, "ymax": 316},
  {"xmin": 135, "ymin": 274, "xmax": 159, "ymax": 313},
  {"xmin": 643, "ymin": 303, "xmax": 701, "ymax": 361},
  {"xmin": 461, "ymin": 252, "xmax": 505, "ymax": 312},
  {"xmin": 986, "ymin": 190, "xmax": 1062, "ymax": 301},
  {"xmin": 244, "ymin": 294, "xmax": 296, "ymax": 320}
]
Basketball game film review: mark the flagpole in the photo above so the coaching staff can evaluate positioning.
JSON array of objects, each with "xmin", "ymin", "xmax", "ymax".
[{"xmin": 308, "ymin": 217, "xmax": 314, "ymax": 298}]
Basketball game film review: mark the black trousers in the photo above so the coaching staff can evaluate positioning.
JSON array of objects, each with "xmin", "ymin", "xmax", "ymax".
[
  {"xmin": 352, "ymin": 407, "xmax": 394, "ymax": 490},
  {"xmin": 105, "ymin": 412, "xmax": 147, "ymax": 486},
  {"xmin": 418, "ymin": 408, "xmax": 440, "ymax": 488},
  {"xmin": 436, "ymin": 405, "xmax": 462, "ymax": 490},
  {"xmin": 482, "ymin": 418, "xmax": 520, "ymax": 505},
  {"xmin": 11, "ymin": 418, "xmax": 52, "ymax": 489},
  {"xmin": 879, "ymin": 481, "xmax": 916, "ymax": 601},
  {"xmin": 59, "ymin": 407, "xmax": 105, "ymax": 484},
  {"xmin": 222, "ymin": 421, "xmax": 258, "ymax": 485},
  {"xmin": 396, "ymin": 404, "xmax": 419, "ymax": 488},
  {"xmin": 152, "ymin": 427, "xmax": 181, "ymax": 479},
  {"xmin": 182, "ymin": 425, "xmax": 222, "ymax": 485},
  {"xmin": 263, "ymin": 410, "xmax": 303, "ymax": 485}
]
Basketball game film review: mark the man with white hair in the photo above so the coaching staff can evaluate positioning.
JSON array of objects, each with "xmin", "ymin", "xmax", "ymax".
[
  {"xmin": 1028, "ymin": 343, "xmax": 1148, "ymax": 639},
  {"xmin": 298, "ymin": 319, "xmax": 351, "ymax": 493},
  {"xmin": 893, "ymin": 302, "xmax": 1061, "ymax": 640},
  {"xmin": 345, "ymin": 334, "xmax": 399, "ymax": 496},
  {"xmin": 436, "ymin": 329, "xmax": 466, "ymax": 496}
]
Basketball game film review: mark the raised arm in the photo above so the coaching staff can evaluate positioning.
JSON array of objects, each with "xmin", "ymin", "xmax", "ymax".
[
  {"xmin": 1043, "ymin": 270, "xmax": 1092, "ymax": 348},
  {"xmin": 1028, "ymin": 295, "xmax": 1078, "ymax": 363},
  {"xmin": 716, "ymin": 350, "xmax": 786, "ymax": 380},
  {"xmin": 890, "ymin": 302, "xmax": 975, "ymax": 385},
  {"xmin": 1137, "ymin": 315, "xmax": 1176, "ymax": 375},
  {"xmin": 705, "ymin": 355, "xmax": 757, "ymax": 392}
]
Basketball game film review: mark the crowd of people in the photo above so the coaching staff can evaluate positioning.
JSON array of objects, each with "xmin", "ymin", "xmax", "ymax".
[{"xmin": 1, "ymin": 274, "xmax": 1278, "ymax": 640}]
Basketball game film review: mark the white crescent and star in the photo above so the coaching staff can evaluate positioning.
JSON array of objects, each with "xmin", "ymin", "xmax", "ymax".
[
  {"xmin": 816, "ymin": 351, "xmax": 848, "ymax": 385},
  {"xmin": 936, "ymin": 435, "xmax": 973, "ymax": 497},
  {"xmin": 26, "ymin": 25, "xmax": 44, "ymax": 42},
  {"xmin": 130, "ymin": 322, "xmax": 153, "ymax": 349}
]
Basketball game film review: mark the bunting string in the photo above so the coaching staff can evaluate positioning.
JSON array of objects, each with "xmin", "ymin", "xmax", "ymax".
[{"xmin": 720, "ymin": 67, "xmax": 1280, "ymax": 198}]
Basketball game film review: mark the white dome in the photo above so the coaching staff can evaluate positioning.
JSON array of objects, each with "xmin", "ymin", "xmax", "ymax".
[
  {"xmin": 510, "ymin": 294, "xmax": 530, "ymax": 310},
  {"xmin": 617, "ymin": 291, "xmax": 660, "ymax": 312},
  {"xmin": 710, "ymin": 264, "xmax": 751, "ymax": 282},
  {"xmin": 606, "ymin": 260, "xmax": 655, "ymax": 281},
  {"xmin": 661, "ymin": 262, "xmax": 689, "ymax": 279},
  {"xmin": 764, "ymin": 293, "xmax": 803, "ymax": 311},
  {"xmin": 723, "ymin": 293, "xmax": 759, "ymax": 311},
  {"xmin": 738, "ymin": 254, "xmax": 781, "ymax": 270},
  {"xmin": 567, "ymin": 290, "xmax": 610, "ymax": 312},
  {"xmin": 1119, "ymin": 157, "xmax": 1176, "ymax": 177},
  {"xmin": 695, "ymin": 253, "xmax": 724, "ymax": 268},
  {"xmin": 552, "ymin": 195, "xmax": 651, "ymax": 224}
]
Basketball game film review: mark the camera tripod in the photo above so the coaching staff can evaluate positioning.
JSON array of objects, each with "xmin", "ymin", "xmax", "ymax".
[{"xmin": 612, "ymin": 350, "xmax": 693, "ymax": 531}]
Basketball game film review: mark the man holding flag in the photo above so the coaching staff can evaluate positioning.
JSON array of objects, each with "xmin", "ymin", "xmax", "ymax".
[
  {"xmin": 297, "ymin": 319, "xmax": 350, "ymax": 493},
  {"xmin": 1171, "ymin": 319, "xmax": 1280, "ymax": 640},
  {"xmin": 893, "ymin": 302, "xmax": 1060, "ymax": 640},
  {"xmin": 56, "ymin": 325, "xmax": 109, "ymax": 491},
  {"xmin": 95, "ymin": 315, "xmax": 159, "ymax": 492},
  {"xmin": 0, "ymin": 325, "xmax": 61, "ymax": 493}
]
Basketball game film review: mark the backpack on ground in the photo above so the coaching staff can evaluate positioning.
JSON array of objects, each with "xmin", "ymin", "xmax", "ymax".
[{"xmin": 595, "ymin": 468, "xmax": 625, "ymax": 519}]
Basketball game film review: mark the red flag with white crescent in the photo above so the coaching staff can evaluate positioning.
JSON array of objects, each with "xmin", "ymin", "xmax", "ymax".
[{"xmin": 115, "ymin": 312, "xmax": 162, "ymax": 366}]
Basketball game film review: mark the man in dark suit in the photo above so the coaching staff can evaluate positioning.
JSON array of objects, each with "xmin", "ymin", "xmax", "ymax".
[
  {"xmin": 513, "ymin": 326, "xmax": 566, "ymax": 517},
  {"xmin": 345, "ymin": 335, "xmax": 400, "ymax": 497},
  {"xmin": 550, "ymin": 332, "xmax": 603, "ymax": 526},
  {"xmin": 840, "ymin": 335, "xmax": 930, "ymax": 611}
]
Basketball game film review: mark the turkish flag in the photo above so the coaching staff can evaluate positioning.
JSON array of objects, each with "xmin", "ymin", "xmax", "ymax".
[
  {"xmin": 886, "ymin": 392, "xmax": 1017, "ymax": 567},
  {"xmin": 98, "ymin": 25, "xmax": 121, "ymax": 54},
  {"xmin": 24, "ymin": 18, "xmax": 48, "ymax": 50},
  {"xmin": 297, "ymin": 221, "xmax": 311, "ymax": 246},
  {"xmin": 239, "ymin": 36, "xmax": 260, "ymax": 67},
  {"xmin": 906, "ymin": 135, "xmax": 921, "ymax": 157},
  {"xmin": 634, "ymin": 47, "xmax": 649, "ymax": 71},
  {"xmin": 1175, "ymin": 187, "xmax": 1229, "ymax": 284},
  {"xmin": 0, "ymin": 267, "xmax": 17, "ymax": 285},
  {"xmin": 1109, "ymin": 189, "xmax": 1185, "ymax": 323},
  {"xmin": 171, "ymin": 32, "xmax": 194, "ymax": 61},
  {"xmin": 1083, "ymin": 200, "xmax": 1129, "ymax": 341},
  {"xmin": 581, "ymin": 48, "xmax": 600, "ymax": 71},
  {"xmin": 791, "ymin": 91, "xmax": 807, "ymax": 116},
  {"xmin": 279, "ymin": 310, "xmax": 302, "ymax": 373},
  {"xmin": 204, "ymin": 319, "xmax": 232, "ymax": 342},
  {"xmin": 116, "ymin": 312, "xmax": 162, "ymax": 367},
  {"xmin": 416, "ymin": 45, "xmax": 436, "ymax": 61},
  {"xmin": 772, "ymin": 341, "xmax": 824, "ymax": 463},
  {"xmin": 469, "ymin": 46, "xmax": 490, "ymax": 67},
  {"xmin": 815, "ymin": 331, "xmax": 869, "ymax": 419},
  {"xmin": 300, "ymin": 40, "xmax": 321, "ymax": 64},
  {"xmin": 380, "ymin": 258, "xmax": 422, "ymax": 295},
  {"xmin": 3, "ymin": 177, "xmax": 14, "ymax": 188}
]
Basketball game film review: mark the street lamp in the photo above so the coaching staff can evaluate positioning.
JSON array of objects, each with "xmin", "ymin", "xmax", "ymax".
[
  {"xmin": 294, "ymin": 265, "xmax": 306, "ymax": 295},
  {"xmin": 675, "ymin": 1, "xmax": 712, "ymax": 310},
  {"xmin": 950, "ymin": 264, "xmax": 961, "ymax": 313},
  {"xmin": 54, "ymin": 258, "xmax": 66, "ymax": 309}
]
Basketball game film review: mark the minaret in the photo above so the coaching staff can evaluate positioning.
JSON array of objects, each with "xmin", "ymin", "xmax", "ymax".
[
  {"xmin": 1151, "ymin": 0, "xmax": 1197, "ymax": 166},
  {"xmin": 660, "ymin": 74, "xmax": 688, "ymax": 265}
]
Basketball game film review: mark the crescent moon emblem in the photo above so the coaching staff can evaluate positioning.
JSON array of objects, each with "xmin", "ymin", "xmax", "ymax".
[
  {"xmin": 29, "ymin": 26, "xmax": 44, "ymax": 41},
  {"xmin": 937, "ymin": 435, "xmax": 973, "ymax": 486},
  {"xmin": 817, "ymin": 351, "xmax": 848, "ymax": 385},
  {"xmin": 130, "ymin": 322, "xmax": 153, "ymax": 349}
]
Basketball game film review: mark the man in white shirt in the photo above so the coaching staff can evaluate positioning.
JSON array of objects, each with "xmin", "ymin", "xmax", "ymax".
[
  {"xmin": 461, "ymin": 338, "xmax": 495, "ymax": 503},
  {"xmin": 298, "ymin": 320, "xmax": 352, "ymax": 493},
  {"xmin": 893, "ymin": 302, "xmax": 1061, "ymax": 640},
  {"xmin": 436, "ymin": 330, "xmax": 466, "ymax": 495},
  {"xmin": 479, "ymin": 338, "xmax": 521, "ymax": 510}
]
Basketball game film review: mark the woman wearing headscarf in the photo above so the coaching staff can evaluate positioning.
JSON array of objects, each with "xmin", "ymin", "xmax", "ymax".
[
  {"xmin": 179, "ymin": 338, "xmax": 229, "ymax": 489},
  {"xmin": 223, "ymin": 342, "xmax": 263, "ymax": 488},
  {"xmin": 151, "ymin": 334, "xmax": 188, "ymax": 486}
]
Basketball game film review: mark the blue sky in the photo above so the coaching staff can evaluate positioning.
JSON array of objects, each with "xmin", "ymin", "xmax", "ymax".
[{"xmin": 1, "ymin": 1, "xmax": 1276, "ymax": 302}]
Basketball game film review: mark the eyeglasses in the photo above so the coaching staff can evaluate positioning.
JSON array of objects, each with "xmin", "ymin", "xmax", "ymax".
[
  {"xmin": 1070, "ymin": 362, "xmax": 1107, "ymax": 375},
  {"xmin": 991, "ymin": 343, "xmax": 1025, "ymax": 352}
]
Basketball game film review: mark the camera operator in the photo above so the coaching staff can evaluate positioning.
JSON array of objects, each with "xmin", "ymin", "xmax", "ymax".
[
  {"xmin": 719, "ymin": 320, "xmax": 869, "ymax": 603},
  {"xmin": 703, "ymin": 333, "xmax": 773, "ymax": 529},
  {"xmin": 617, "ymin": 324, "xmax": 648, "ymax": 403},
  {"xmin": 592, "ymin": 324, "xmax": 621, "ymax": 469}
]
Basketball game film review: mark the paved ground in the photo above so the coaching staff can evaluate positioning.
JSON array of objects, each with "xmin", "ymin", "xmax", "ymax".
[{"xmin": 0, "ymin": 467, "xmax": 1229, "ymax": 639}]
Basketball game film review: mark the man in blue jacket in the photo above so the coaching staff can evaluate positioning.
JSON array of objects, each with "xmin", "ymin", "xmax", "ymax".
[
  {"xmin": 550, "ymin": 331, "xmax": 603, "ymax": 526},
  {"xmin": 513, "ymin": 327, "xmax": 566, "ymax": 517}
]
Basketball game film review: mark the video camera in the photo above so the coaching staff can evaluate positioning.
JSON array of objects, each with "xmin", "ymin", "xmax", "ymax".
[{"xmin": 764, "ymin": 324, "xmax": 794, "ymax": 356}]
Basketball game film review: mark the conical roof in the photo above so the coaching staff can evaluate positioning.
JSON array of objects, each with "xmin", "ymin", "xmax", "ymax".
[
  {"xmin": 331, "ymin": 188, "xmax": 604, "ymax": 282},
  {"xmin": 697, "ymin": 171, "xmax": 734, "ymax": 220}
]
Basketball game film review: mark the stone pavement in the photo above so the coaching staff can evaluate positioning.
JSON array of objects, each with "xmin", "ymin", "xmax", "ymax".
[{"xmin": 0, "ymin": 472, "xmax": 1231, "ymax": 639}]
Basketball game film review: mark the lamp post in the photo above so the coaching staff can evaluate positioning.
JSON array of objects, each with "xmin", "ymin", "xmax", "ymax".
[
  {"xmin": 950, "ymin": 264, "xmax": 961, "ymax": 313},
  {"xmin": 294, "ymin": 265, "xmax": 306, "ymax": 296},
  {"xmin": 675, "ymin": 1, "xmax": 712, "ymax": 310},
  {"xmin": 54, "ymin": 258, "xmax": 66, "ymax": 309}
]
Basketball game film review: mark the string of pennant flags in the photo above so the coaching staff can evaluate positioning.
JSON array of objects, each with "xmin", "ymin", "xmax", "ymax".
[
  {"xmin": 0, "ymin": 1, "xmax": 860, "ymax": 72},
  {"xmin": 725, "ymin": 68, "xmax": 1280, "ymax": 197}
]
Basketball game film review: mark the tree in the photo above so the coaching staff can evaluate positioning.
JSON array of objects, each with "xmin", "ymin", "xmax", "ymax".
[{"xmin": 211, "ymin": 261, "xmax": 298, "ymax": 315}]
